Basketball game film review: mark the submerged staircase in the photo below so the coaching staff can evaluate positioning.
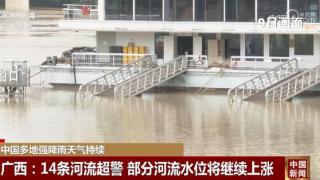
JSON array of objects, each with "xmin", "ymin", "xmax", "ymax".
[
  {"xmin": 265, "ymin": 64, "xmax": 320, "ymax": 102},
  {"xmin": 79, "ymin": 55, "xmax": 158, "ymax": 96},
  {"xmin": 114, "ymin": 56, "xmax": 187, "ymax": 97},
  {"xmin": 228, "ymin": 58, "xmax": 300, "ymax": 102}
]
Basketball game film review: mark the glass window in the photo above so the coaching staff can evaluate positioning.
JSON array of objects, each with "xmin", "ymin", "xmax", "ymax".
[
  {"xmin": 165, "ymin": 0, "xmax": 193, "ymax": 21},
  {"xmin": 223, "ymin": 34, "xmax": 240, "ymax": 58},
  {"xmin": 164, "ymin": 0, "xmax": 174, "ymax": 21},
  {"xmin": 195, "ymin": 0, "xmax": 206, "ymax": 21},
  {"xmin": 150, "ymin": 0, "xmax": 163, "ymax": 20},
  {"xmin": 105, "ymin": 0, "xmax": 133, "ymax": 20},
  {"xmin": 245, "ymin": 34, "xmax": 264, "ymax": 56},
  {"xmin": 290, "ymin": 0, "xmax": 319, "ymax": 23},
  {"xmin": 269, "ymin": 34, "xmax": 289, "ymax": 57},
  {"xmin": 155, "ymin": 33, "xmax": 169, "ymax": 59},
  {"xmin": 226, "ymin": 0, "xmax": 255, "ymax": 22},
  {"xmin": 175, "ymin": 0, "xmax": 193, "ymax": 21},
  {"xmin": 206, "ymin": 0, "xmax": 224, "ymax": 21},
  {"xmin": 0, "ymin": 0, "xmax": 4, "ymax": 9},
  {"xmin": 258, "ymin": 0, "xmax": 287, "ymax": 20},
  {"xmin": 195, "ymin": 0, "xmax": 224, "ymax": 21},
  {"xmin": 136, "ymin": 0, "xmax": 162, "ymax": 20},
  {"xmin": 294, "ymin": 35, "xmax": 314, "ymax": 55}
]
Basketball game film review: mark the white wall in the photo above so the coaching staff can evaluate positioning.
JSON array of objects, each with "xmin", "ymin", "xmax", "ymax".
[
  {"xmin": 193, "ymin": 36, "xmax": 202, "ymax": 56},
  {"xmin": 98, "ymin": 0, "xmax": 105, "ymax": 20},
  {"xmin": 164, "ymin": 36, "xmax": 174, "ymax": 62},
  {"xmin": 240, "ymin": 34, "xmax": 245, "ymax": 56},
  {"xmin": 115, "ymin": 32, "xmax": 155, "ymax": 54},
  {"xmin": 6, "ymin": 0, "xmax": 29, "ymax": 11}
]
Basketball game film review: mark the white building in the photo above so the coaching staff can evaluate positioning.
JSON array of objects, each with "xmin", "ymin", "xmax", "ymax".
[{"xmin": 50, "ymin": 0, "xmax": 320, "ymax": 94}]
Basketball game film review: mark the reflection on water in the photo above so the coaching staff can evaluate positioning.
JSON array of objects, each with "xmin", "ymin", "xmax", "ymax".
[{"xmin": 0, "ymin": 89, "xmax": 319, "ymax": 178}]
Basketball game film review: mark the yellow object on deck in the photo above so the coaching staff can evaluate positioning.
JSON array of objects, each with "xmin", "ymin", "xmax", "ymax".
[{"xmin": 123, "ymin": 47, "xmax": 128, "ymax": 64}]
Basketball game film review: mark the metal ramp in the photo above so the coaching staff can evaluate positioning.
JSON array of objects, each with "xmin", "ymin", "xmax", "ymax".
[
  {"xmin": 114, "ymin": 56, "xmax": 187, "ymax": 97},
  {"xmin": 228, "ymin": 58, "xmax": 300, "ymax": 102},
  {"xmin": 79, "ymin": 55, "xmax": 157, "ymax": 96},
  {"xmin": 266, "ymin": 64, "xmax": 320, "ymax": 102}
]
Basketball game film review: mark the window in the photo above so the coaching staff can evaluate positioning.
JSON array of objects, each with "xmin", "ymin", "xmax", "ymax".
[
  {"xmin": 105, "ymin": 0, "xmax": 133, "ymax": 20},
  {"xmin": 164, "ymin": 0, "xmax": 174, "ymax": 21},
  {"xmin": 245, "ymin": 34, "xmax": 264, "ymax": 56},
  {"xmin": 269, "ymin": 34, "xmax": 289, "ymax": 57},
  {"xmin": 294, "ymin": 35, "xmax": 314, "ymax": 55},
  {"xmin": 258, "ymin": 0, "xmax": 287, "ymax": 20},
  {"xmin": 223, "ymin": 34, "xmax": 240, "ymax": 58},
  {"xmin": 164, "ymin": 0, "xmax": 193, "ymax": 21},
  {"xmin": 175, "ymin": 0, "xmax": 193, "ymax": 21},
  {"xmin": 290, "ymin": 0, "xmax": 319, "ymax": 23},
  {"xmin": 155, "ymin": 33, "xmax": 169, "ymax": 59},
  {"xmin": 226, "ymin": 0, "xmax": 255, "ymax": 22},
  {"xmin": 136, "ymin": 0, "xmax": 162, "ymax": 21},
  {"xmin": 195, "ymin": 0, "xmax": 224, "ymax": 21}
]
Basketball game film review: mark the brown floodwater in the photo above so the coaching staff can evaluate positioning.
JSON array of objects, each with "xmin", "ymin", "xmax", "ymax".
[{"xmin": 0, "ymin": 15, "xmax": 320, "ymax": 179}]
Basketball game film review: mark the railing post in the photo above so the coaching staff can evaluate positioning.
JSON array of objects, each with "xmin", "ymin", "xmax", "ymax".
[
  {"xmin": 316, "ymin": 68, "xmax": 319, "ymax": 83},
  {"xmin": 279, "ymin": 85, "xmax": 283, "ymax": 100},
  {"xmin": 144, "ymin": 74, "xmax": 147, "ymax": 89}
]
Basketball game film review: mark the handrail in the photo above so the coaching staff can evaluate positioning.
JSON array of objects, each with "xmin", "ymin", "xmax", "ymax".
[
  {"xmin": 72, "ymin": 52, "xmax": 153, "ymax": 67},
  {"xmin": 228, "ymin": 58, "xmax": 299, "ymax": 102},
  {"xmin": 114, "ymin": 56, "xmax": 187, "ymax": 97},
  {"xmin": 230, "ymin": 56, "xmax": 293, "ymax": 70},
  {"xmin": 265, "ymin": 64, "xmax": 320, "ymax": 102},
  {"xmin": 79, "ymin": 55, "xmax": 157, "ymax": 96},
  {"xmin": 185, "ymin": 55, "xmax": 208, "ymax": 69},
  {"xmin": 63, "ymin": 4, "xmax": 98, "ymax": 20}
]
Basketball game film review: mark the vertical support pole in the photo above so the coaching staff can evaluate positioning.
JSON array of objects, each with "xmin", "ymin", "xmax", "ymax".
[
  {"xmin": 162, "ymin": 0, "xmax": 165, "ymax": 21},
  {"xmin": 255, "ymin": 0, "xmax": 258, "ymax": 21},
  {"xmin": 193, "ymin": 0, "xmax": 195, "ymax": 22},
  {"xmin": 98, "ymin": 0, "xmax": 105, "ymax": 20},
  {"xmin": 133, "ymin": 0, "xmax": 136, "ymax": 21}
]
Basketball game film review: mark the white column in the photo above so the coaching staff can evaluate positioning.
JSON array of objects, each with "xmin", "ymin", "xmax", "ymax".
[
  {"xmin": 5, "ymin": 0, "xmax": 29, "ymax": 11},
  {"xmin": 193, "ymin": 0, "xmax": 195, "ymax": 21},
  {"xmin": 193, "ymin": 36, "xmax": 202, "ymax": 56},
  {"xmin": 98, "ymin": 0, "xmax": 105, "ymax": 20},
  {"xmin": 164, "ymin": 36, "xmax": 175, "ymax": 62},
  {"xmin": 264, "ymin": 34, "xmax": 270, "ymax": 57},
  {"xmin": 133, "ymin": 0, "xmax": 136, "ymax": 20},
  {"xmin": 289, "ymin": 34, "xmax": 294, "ymax": 57},
  {"xmin": 315, "ymin": 35, "xmax": 320, "ymax": 65},
  {"xmin": 240, "ymin": 34, "xmax": 246, "ymax": 57},
  {"xmin": 162, "ymin": 0, "xmax": 165, "ymax": 21},
  {"xmin": 255, "ymin": 0, "xmax": 258, "ymax": 21}
]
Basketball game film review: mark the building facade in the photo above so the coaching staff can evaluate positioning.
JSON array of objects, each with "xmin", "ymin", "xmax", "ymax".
[{"xmin": 59, "ymin": 0, "xmax": 320, "ymax": 69}]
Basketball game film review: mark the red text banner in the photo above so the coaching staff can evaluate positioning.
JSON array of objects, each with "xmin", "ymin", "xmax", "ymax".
[{"xmin": 0, "ymin": 156, "xmax": 291, "ymax": 180}]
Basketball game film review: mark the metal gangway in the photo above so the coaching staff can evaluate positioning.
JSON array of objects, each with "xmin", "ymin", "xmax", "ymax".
[
  {"xmin": 79, "ymin": 55, "xmax": 158, "ymax": 96},
  {"xmin": 265, "ymin": 64, "xmax": 320, "ymax": 102},
  {"xmin": 114, "ymin": 56, "xmax": 187, "ymax": 97},
  {"xmin": 228, "ymin": 58, "xmax": 300, "ymax": 102}
]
